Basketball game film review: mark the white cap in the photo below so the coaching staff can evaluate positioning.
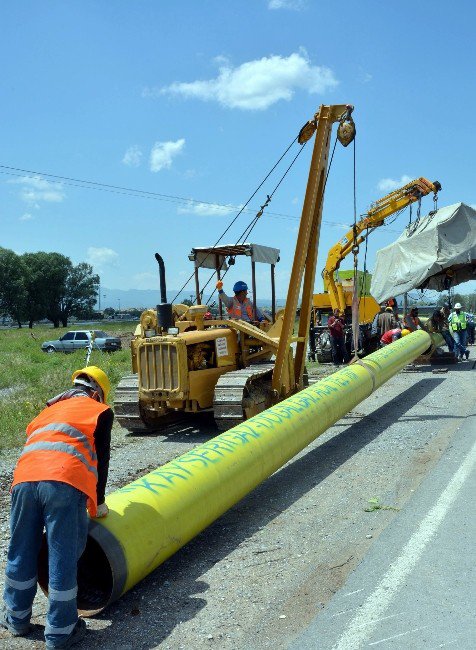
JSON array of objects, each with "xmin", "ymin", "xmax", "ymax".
[
  {"xmin": 73, "ymin": 376, "xmax": 104, "ymax": 402},
  {"xmin": 454, "ymin": 302, "xmax": 462, "ymax": 309}
]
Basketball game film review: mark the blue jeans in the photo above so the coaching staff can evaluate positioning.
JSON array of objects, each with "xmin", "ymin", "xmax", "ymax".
[
  {"xmin": 3, "ymin": 481, "xmax": 88, "ymax": 647},
  {"xmin": 452, "ymin": 329, "xmax": 468, "ymax": 358},
  {"xmin": 330, "ymin": 336, "xmax": 349, "ymax": 364},
  {"xmin": 441, "ymin": 330, "xmax": 454, "ymax": 352}
]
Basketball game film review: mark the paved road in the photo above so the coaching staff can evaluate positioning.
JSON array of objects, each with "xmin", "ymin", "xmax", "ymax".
[{"xmin": 291, "ymin": 405, "xmax": 476, "ymax": 649}]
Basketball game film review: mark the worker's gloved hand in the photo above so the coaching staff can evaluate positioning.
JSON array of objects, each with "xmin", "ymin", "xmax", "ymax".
[
  {"xmin": 216, "ymin": 281, "xmax": 223, "ymax": 291},
  {"xmin": 95, "ymin": 503, "xmax": 109, "ymax": 518}
]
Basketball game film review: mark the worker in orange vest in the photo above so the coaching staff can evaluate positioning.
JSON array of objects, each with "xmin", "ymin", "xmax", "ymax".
[
  {"xmin": 216, "ymin": 280, "xmax": 264, "ymax": 322},
  {"xmin": 404, "ymin": 307, "xmax": 423, "ymax": 331},
  {"xmin": 1, "ymin": 366, "xmax": 113, "ymax": 649}
]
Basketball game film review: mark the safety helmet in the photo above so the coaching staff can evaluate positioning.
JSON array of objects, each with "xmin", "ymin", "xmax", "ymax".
[
  {"xmin": 454, "ymin": 302, "xmax": 462, "ymax": 309},
  {"xmin": 401, "ymin": 329, "xmax": 411, "ymax": 337},
  {"xmin": 72, "ymin": 366, "xmax": 110, "ymax": 402},
  {"xmin": 385, "ymin": 306, "xmax": 393, "ymax": 312},
  {"xmin": 233, "ymin": 281, "xmax": 248, "ymax": 293}
]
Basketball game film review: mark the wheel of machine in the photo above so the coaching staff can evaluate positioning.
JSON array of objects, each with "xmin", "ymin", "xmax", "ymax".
[
  {"xmin": 45, "ymin": 346, "xmax": 56, "ymax": 354},
  {"xmin": 315, "ymin": 330, "xmax": 333, "ymax": 363}
]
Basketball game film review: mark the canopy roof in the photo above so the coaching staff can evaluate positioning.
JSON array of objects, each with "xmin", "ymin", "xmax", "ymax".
[
  {"xmin": 370, "ymin": 202, "xmax": 476, "ymax": 302},
  {"xmin": 189, "ymin": 243, "xmax": 280, "ymax": 270}
]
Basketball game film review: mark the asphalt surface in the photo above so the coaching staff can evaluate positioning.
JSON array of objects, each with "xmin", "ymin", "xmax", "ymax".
[{"xmin": 291, "ymin": 403, "xmax": 476, "ymax": 649}]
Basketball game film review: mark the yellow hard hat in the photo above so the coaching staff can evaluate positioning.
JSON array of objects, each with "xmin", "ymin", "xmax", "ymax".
[
  {"xmin": 72, "ymin": 366, "xmax": 110, "ymax": 402},
  {"xmin": 401, "ymin": 329, "xmax": 411, "ymax": 337}
]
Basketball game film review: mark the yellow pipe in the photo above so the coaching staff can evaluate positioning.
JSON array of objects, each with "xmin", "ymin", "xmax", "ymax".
[{"xmin": 46, "ymin": 330, "xmax": 436, "ymax": 613}]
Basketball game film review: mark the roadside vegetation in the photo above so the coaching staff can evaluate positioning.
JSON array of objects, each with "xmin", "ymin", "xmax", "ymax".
[{"xmin": 0, "ymin": 322, "xmax": 134, "ymax": 450}]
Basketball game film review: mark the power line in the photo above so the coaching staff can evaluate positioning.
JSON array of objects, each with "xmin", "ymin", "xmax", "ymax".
[{"xmin": 0, "ymin": 163, "xmax": 402, "ymax": 233}]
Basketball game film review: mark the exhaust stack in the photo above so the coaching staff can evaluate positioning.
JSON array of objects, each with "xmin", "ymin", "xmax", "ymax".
[{"xmin": 154, "ymin": 252, "xmax": 173, "ymax": 332}]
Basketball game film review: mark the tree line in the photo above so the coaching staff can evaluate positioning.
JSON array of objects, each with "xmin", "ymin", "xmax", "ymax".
[{"xmin": 0, "ymin": 248, "xmax": 99, "ymax": 328}]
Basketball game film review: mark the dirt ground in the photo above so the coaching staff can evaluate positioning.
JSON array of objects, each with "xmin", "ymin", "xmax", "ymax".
[{"xmin": 0, "ymin": 359, "xmax": 474, "ymax": 650}]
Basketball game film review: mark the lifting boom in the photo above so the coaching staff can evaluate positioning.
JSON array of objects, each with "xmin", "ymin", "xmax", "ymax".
[
  {"xmin": 322, "ymin": 177, "xmax": 441, "ymax": 313},
  {"xmin": 272, "ymin": 104, "xmax": 356, "ymax": 398}
]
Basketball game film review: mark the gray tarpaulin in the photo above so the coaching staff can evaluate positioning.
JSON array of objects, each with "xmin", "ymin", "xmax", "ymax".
[{"xmin": 370, "ymin": 202, "xmax": 476, "ymax": 302}]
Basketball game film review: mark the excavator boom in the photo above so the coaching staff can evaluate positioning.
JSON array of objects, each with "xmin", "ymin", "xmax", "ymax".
[{"xmin": 322, "ymin": 177, "xmax": 441, "ymax": 311}]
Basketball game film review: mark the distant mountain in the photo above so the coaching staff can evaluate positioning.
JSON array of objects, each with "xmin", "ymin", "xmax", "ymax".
[{"xmin": 99, "ymin": 288, "xmax": 286, "ymax": 310}]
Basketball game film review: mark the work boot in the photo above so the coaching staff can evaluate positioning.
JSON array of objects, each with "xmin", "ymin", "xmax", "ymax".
[
  {"xmin": 46, "ymin": 618, "xmax": 87, "ymax": 649},
  {"xmin": 0, "ymin": 607, "xmax": 31, "ymax": 637},
  {"xmin": 465, "ymin": 350, "xmax": 470, "ymax": 360}
]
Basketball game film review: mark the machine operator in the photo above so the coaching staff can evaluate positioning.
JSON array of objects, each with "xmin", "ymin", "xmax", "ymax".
[{"xmin": 216, "ymin": 280, "xmax": 264, "ymax": 322}]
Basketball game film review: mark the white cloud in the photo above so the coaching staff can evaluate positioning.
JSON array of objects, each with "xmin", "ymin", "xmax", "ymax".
[
  {"xmin": 177, "ymin": 200, "xmax": 237, "ymax": 217},
  {"xmin": 377, "ymin": 175, "xmax": 413, "ymax": 192},
  {"xmin": 357, "ymin": 68, "xmax": 373, "ymax": 83},
  {"xmin": 155, "ymin": 50, "xmax": 338, "ymax": 111},
  {"xmin": 132, "ymin": 272, "xmax": 158, "ymax": 289},
  {"xmin": 9, "ymin": 175, "xmax": 65, "ymax": 204},
  {"xmin": 19, "ymin": 213, "xmax": 34, "ymax": 221},
  {"xmin": 86, "ymin": 247, "xmax": 119, "ymax": 270},
  {"xmin": 122, "ymin": 145, "xmax": 143, "ymax": 167},
  {"xmin": 150, "ymin": 139, "xmax": 185, "ymax": 172},
  {"xmin": 268, "ymin": 0, "xmax": 306, "ymax": 9}
]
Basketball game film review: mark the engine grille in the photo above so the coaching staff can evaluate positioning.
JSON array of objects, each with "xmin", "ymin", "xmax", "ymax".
[{"xmin": 138, "ymin": 343, "xmax": 179, "ymax": 391}]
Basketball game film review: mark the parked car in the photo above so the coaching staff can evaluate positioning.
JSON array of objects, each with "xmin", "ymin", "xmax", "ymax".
[{"xmin": 41, "ymin": 330, "xmax": 122, "ymax": 354}]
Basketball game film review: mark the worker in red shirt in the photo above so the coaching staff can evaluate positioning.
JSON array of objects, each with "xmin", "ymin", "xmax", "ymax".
[
  {"xmin": 327, "ymin": 309, "xmax": 349, "ymax": 365},
  {"xmin": 380, "ymin": 328, "xmax": 411, "ymax": 346}
]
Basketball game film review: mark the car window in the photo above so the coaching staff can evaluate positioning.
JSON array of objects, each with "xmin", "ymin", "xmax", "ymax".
[
  {"xmin": 75, "ymin": 332, "xmax": 89, "ymax": 341},
  {"xmin": 62, "ymin": 332, "xmax": 75, "ymax": 341},
  {"xmin": 93, "ymin": 330, "xmax": 108, "ymax": 338}
]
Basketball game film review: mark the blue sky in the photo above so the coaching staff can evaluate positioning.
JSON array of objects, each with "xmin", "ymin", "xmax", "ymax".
[{"xmin": 2, "ymin": 0, "xmax": 475, "ymax": 305}]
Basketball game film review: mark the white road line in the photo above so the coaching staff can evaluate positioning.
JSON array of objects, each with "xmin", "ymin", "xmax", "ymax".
[
  {"xmin": 342, "ymin": 589, "xmax": 364, "ymax": 598},
  {"xmin": 332, "ymin": 436, "xmax": 476, "ymax": 650},
  {"xmin": 368, "ymin": 626, "xmax": 429, "ymax": 646}
]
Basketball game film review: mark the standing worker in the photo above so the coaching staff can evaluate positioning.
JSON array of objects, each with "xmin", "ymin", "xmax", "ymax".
[
  {"xmin": 439, "ymin": 304, "xmax": 455, "ymax": 353},
  {"xmin": 404, "ymin": 307, "xmax": 423, "ymax": 331},
  {"xmin": 448, "ymin": 302, "xmax": 470, "ymax": 360},
  {"xmin": 1, "ymin": 366, "xmax": 113, "ymax": 649},
  {"xmin": 377, "ymin": 305, "xmax": 399, "ymax": 335},
  {"xmin": 216, "ymin": 280, "xmax": 265, "ymax": 322},
  {"xmin": 327, "ymin": 309, "xmax": 350, "ymax": 365}
]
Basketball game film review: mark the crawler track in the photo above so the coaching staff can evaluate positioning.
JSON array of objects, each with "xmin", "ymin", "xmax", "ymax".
[
  {"xmin": 113, "ymin": 374, "xmax": 184, "ymax": 433},
  {"xmin": 213, "ymin": 363, "xmax": 275, "ymax": 431}
]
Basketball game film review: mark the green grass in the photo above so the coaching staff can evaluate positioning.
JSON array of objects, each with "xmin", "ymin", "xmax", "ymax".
[{"xmin": 0, "ymin": 323, "xmax": 134, "ymax": 451}]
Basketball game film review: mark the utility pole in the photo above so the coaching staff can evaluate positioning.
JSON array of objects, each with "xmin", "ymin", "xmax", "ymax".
[{"xmin": 98, "ymin": 280, "xmax": 101, "ymax": 311}]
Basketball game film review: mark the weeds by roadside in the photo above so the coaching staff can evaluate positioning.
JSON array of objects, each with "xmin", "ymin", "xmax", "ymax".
[
  {"xmin": 0, "ymin": 324, "xmax": 133, "ymax": 450},
  {"xmin": 364, "ymin": 497, "xmax": 400, "ymax": 512}
]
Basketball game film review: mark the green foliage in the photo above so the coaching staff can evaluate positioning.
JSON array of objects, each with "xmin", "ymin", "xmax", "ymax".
[
  {"xmin": 0, "ymin": 323, "xmax": 133, "ymax": 450},
  {"xmin": 0, "ymin": 248, "xmax": 28, "ymax": 325},
  {"xmin": 436, "ymin": 292, "xmax": 476, "ymax": 310},
  {"xmin": 57, "ymin": 261, "xmax": 99, "ymax": 327},
  {"xmin": 364, "ymin": 497, "xmax": 399, "ymax": 512},
  {"xmin": 0, "ymin": 248, "xmax": 99, "ymax": 328}
]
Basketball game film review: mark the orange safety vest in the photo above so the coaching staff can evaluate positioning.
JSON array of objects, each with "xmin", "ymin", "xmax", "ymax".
[
  {"xmin": 12, "ymin": 396, "xmax": 109, "ymax": 516},
  {"xmin": 227, "ymin": 297, "xmax": 254, "ymax": 320}
]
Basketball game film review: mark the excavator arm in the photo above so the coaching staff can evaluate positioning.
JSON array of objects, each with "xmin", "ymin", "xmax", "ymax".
[{"xmin": 322, "ymin": 177, "xmax": 441, "ymax": 312}]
